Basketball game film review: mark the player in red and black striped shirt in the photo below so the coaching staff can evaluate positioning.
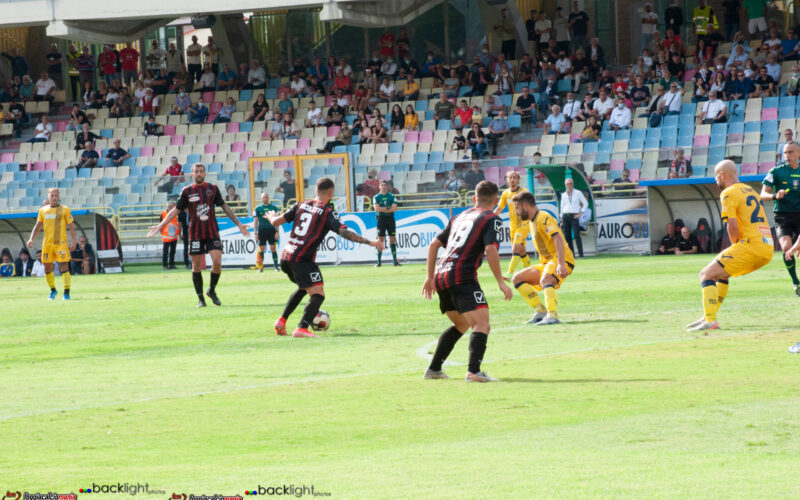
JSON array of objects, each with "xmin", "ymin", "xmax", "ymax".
[
  {"xmin": 267, "ymin": 177, "xmax": 383, "ymax": 338},
  {"xmin": 148, "ymin": 163, "xmax": 249, "ymax": 307},
  {"xmin": 422, "ymin": 181, "xmax": 512, "ymax": 382}
]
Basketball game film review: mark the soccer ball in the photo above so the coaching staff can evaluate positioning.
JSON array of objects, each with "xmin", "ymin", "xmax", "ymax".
[{"xmin": 311, "ymin": 310, "xmax": 330, "ymax": 331}]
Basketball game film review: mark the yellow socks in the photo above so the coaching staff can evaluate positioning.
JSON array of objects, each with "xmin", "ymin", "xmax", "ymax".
[
  {"xmin": 62, "ymin": 271, "xmax": 71, "ymax": 291},
  {"xmin": 507, "ymin": 254, "xmax": 521, "ymax": 275},
  {"xmin": 701, "ymin": 279, "xmax": 718, "ymax": 323},
  {"xmin": 515, "ymin": 282, "xmax": 547, "ymax": 313},
  {"xmin": 715, "ymin": 279, "xmax": 729, "ymax": 314},
  {"xmin": 543, "ymin": 285, "xmax": 558, "ymax": 318},
  {"xmin": 520, "ymin": 254, "xmax": 531, "ymax": 268},
  {"xmin": 45, "ymin": 272, "xmax": 55, "ymax": 290}
]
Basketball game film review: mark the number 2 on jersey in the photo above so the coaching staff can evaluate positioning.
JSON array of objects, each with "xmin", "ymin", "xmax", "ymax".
[{"xmin": 745, "ymin": 195, "xmax": 765, "ymax": 224}]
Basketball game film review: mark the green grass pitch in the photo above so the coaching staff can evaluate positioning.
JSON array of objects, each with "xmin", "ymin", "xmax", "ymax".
[{"xmin": 2, "ymin": 254, "xmax": 800, "ymax": 499}]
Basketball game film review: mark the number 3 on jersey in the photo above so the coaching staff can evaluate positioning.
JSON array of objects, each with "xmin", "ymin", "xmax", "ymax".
[{"xmin": 295, "ymin": 212, "xmax": 313, "ymax": 236}]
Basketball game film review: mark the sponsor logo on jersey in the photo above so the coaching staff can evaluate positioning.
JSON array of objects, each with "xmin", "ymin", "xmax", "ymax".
[
  {"xmin": 197, "ymin": 203, "xmax": 210, "ymax": 221},
  {"xmin": 189, "ymin": 194, "xmax": 200, "ymax": 202},
  {"xmin": 310, "ymin": 272, "xmax": 322, "ymax": 282}
]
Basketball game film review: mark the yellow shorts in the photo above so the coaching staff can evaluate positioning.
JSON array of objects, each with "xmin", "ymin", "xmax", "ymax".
[
  {"xmin": 42, "ymin": 242, "xmax": 70, "ymax": 264},
  {"xmin": 510, "ymin": 222, "xmax": 530, "ymax": 244},
  {"xmin": 530, "ymin": 260, "xmax": 575, "ymax": 290},
  {"xmin": 715, "ymin": 241, "xmax": 773, "ymax": 277}
]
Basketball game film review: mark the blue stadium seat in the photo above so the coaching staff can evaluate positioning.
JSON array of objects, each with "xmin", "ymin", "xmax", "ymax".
[
  {"xmin": 711, "ymin": 123, "xmax": 727, "ymax": 135},
  {"xmin": 239, "ymin": 89, "xmax": 252, "ymax": 101},
  {"xmin": 504, "ymin": 157, "xmax": 520, "ymax": 166},
  {"xmin": 28, "ymin": 171, "xmax": 39, "ymax": 181},
  {"xmin": 514, "ymin": 82, "xmax": 527, "ymax": 93},
  {"xmin": 744, "ymin": 121, "xmax": 760, "ymax": 133},
  {"xmin": 325, "ymin": 165, "xmax": 341, "ymax": 176},
  {"xmin": 388, "ymin": 142, "xmax": 403, "ymax": 154},
  {"xmin": 556, "ymin": 80, "xmax": 572, "ymax": 93},
  {"xmin": 207, "ymin": 162, "xmax": 222, "ymax": 173},
  {"xmin": 500, "ymin": 94, "xmax": 513, "ymax": 107},
  {"xmin": 663, "ymin": 115, "xmax": 679, "ymax": 128},
  {"xmin": 661, "ymin": 127, "xmax": 677, "ymax": 140},
  {"xmin": 763, "ymin": 96, "xmax": 779, "ymax": 108},
  {"xmin": 625, "ymin": 159, "xmax": 642, "ymax": 170},
  {"xmin": 644, "ymin": 136, "xmax": 660, "ymax": 150},
  {"xmin": 761, "ymin": 120, "xmax": 778, "ymax": 133},
  {"xmin": 265, "ymin": 88, "xmax": 278, "ymax": 100},
  {"xmin": 187, "ymin": 154, "xmax": 201, "ymax": 165},
  {"xmin": 100, "ymin": 129, "xmax": 114, "ymax": 138},
  {"xmin": 597, "ymin": 141, "xmax": 613, "ymax": 153},
  {"xmin": 142, "ymin": 166, "xmax": 157, "ymax": 176},
  {"xmin": 661, "ymin": 135, "xmax": 677, "ymax": 148},
  {"xmin": 413, "ymin": 152, "xmax": 428, "ymax": 164},
  {"xmin": 631, "ymin": 128, "xmax": 646, "ymax": 141},
  {"xmin": 59, "ymin": 178, "xmax": 73, "ymax": 188},
  {"xmin": 257, "ymin": 169, "xmax": 272, "ymax": 181},
  {"xmin": 64, "ymin": 168, "xmax": 76, "ymax": 179},
  {"xmin": 354, "ymin": 166, "xmax": 368, "ymax": 175},
  {"xmin": 779, "ymin": 107, "xmax": 795, "ymax": 120},
  {"xmin": 332, "ymin": 145, "xmax": 347, "ymax": 154},
  {"xmin": 239, "ymin": 121, "xmax": 253, "ymax": 133},
  {"xmin": 425, "ymin": 110, "xmax": 435, "ymax": 120},
  {"xmin": 681, "ymin": 103, "xmax": 695, "ymax": 115},
  {"xmin": 128, "ymin": 147, "xmax": 141, "ymax": 157},
  {"xmin": 99, "ymin": 177, "xmax": 113, "ymax": 187},
  {"xmin": 415, "ymin": 100, "xmax": 428, "ymax": 111},
  {"xmin": 411, "ymin": 162, "xmax": 426, "ymax": 172},
  {"xmin": 396, "ymin": 162, "xmax": 411, "ymax": 172},
  {"xmin": 780, "ymin": 95, "xmax": 796, "ymax": 107},
  {"xmin": 39, "ymin": 171, "xmax": 53, "ymax": 180},
  {"xmin": 268, "ymin": 77, "xmax": 281, "ymax": 88},
  {"xmin": 77, "ymin": 169, "xmax": 91, "ymax": 178},
  {"xmin": 129, "ymin": 166, "xmax": 143, "ymax": 176},
  {"xmin": 346, "ymin": 145, "xmax": 361, "ymax": 156},
  {"xmin": 710, "ymin": 134, "xmax": 727, "ymax": 147},
  {"xmin": 582, "ymin": 141, "xmax": 599, "ymax": 153},
  {"xmin": 615, "ymin": 129, "xmax": 631, "ymax": 141},
  {"xmin": 437, "ymin": 119, "xmax": 452, "ymax": 130},
  {"xmin": 350, "ymin": 135, "xmax": 360, "ymax": 145},
  {"xmin": 708, "ymin": 147, "xmax": 726, "ymax": 163},
  {"xmin": 629, "ymin": 137, "xmax": 644, "ymax": 150},
  {"xmin": 429, "ymin": 151, "xmax": 444, "ymax": 164},
  {"xmin": 595, "ymin": 153, "xmax": 611, "ymax": 164},
  {"xmin": 181, "ymin": 163, "xmax": 192, "ymax": 173},
  {"xmin": 600, "ymin": 131, "xmax": 615, "ymax": 142},
  {"xmin": 459, "ymin": 86, "xmax": 471, "ymax": 97}
]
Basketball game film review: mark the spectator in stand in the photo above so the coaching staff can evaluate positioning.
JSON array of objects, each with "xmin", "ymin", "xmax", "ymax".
[
  {"xmin": 728, "ymin": 69, "xmax": 753, "ymax": 99},
  {"xmin": 743, "ymin": 0, "xmax": 767, "ymax": 39},
  {"xmin": 155, "ymin": 157, "xmax": 184, "ymax": 193},
  {"xmin": 15, "ymin": 247, "xmax": 34, "ymax": 277},
  {"xmin": 433, "ymin": 95, "xmax": 454, "ymax": 126},
  {"xmin": 106, "ymin": 138, "xmax": 130, "ymax": 166},
  {"xmin": 247, "ymin": 59, "xmax": 266, "ymax": 89},
  {"xmin": 164, "ymin": 43, "xmax": 183, "ymax": 83},
  {"xmin": 378, "ymin": 76, "xmax": 396, "ymax": 102},
  {"xmin": 245, "ymin": 94, "xmax": 270, "ymax": 122},
  {"xmin": 333, "ymin": 68, "xmax": 352, "ymax": 93},
  {"xmin": 608, "ymin": 96, "xmax": 632, "ymax": 130},
  {"xmin": 326, "ymin": 99, "xmax": 346, "ymax": 126},
  {"xmin": 526, "ymin": 9, "xmax": 539, "ymax": 59},
  {"xmin": 777, "ymin": 128, "xmax": 793, "ymax": 161},
  {"xmin": 214, "ymin": 97, "xmax": 236, "ymax": 125},
  {"xmin": 656, "ymin": 223, "xmax": 679, "ymax": 254},
  {"xmin": 401, "ymin": 74, "xmax": 419, "ymax": 101},
  {"xmin": 487, "ymin": 110, "xmax": 509, "ymax": 156},
  {"xmin": 493, "ymin": 8, "xmax": 516, "ymax": 60},
  {"xmin": 612, "ymin": 74, "xmax": 629, "ymax": 95},
  {"xmin": 18, "ymin": 75, "xmax": 34, "ymax": 101},
  {"xmin": 695, "ymin": 74, "xmax": 713, "ymax": 102},
  {"xmin": 0, "ymin": 248, "xmax": 14, "ymax": 278},
  {"xmin": 225, "ymin": 185, "xmax": 240, "ymax": 202},
  {"xmin": 630, "ymin": 76, "xmax": 651, "ymax": 107},
  {"xmin": 664, "ymin": 0, "xmax": 684, "ymax": 35},
  {"xmin": 467, "ymin": 122, "xmax": 487, "ymax": 158},
  {"xmin": 454, "ymin": 99, "xmax": 473, "ymax": 129},
  {"xmin": 44, "ymin": 44, "xmax": 63, "ymax": 90},
  {"xmin": 670, "ymin": 149, "xmax": 692, "ymax": 178},
  {"xmin": 577, "ymin": 115, "xmax": 602, "ymax": 142},
  {"xmin": 764, "ymin": 53, "xmax": 781, "ymax": 82},
  {"xmin": 308, "ymin": 56, "xmax": 328, "ymax": 83},
  {"xmin": 270, "ymin": 115, "xmax": 299, "ymax": 140},
  {"xmin": 544, "ymin": 104, "xmax": 567, "ymax": 134},
  {"xmin": 751, "ymin": 66, "xmax": 775, "ymax": 97},
  {"xmin": 442, "ymin": 169, "xmax": 464, "ymax": 192},
  {"xmin": 2, "ymin": 48, "xmax": 28, "ymax": 80},
  {"xmin": 569, "ymin": 2, "xmax": 590, "ymax": 52},
  {"xmin": 515, "ymin": 86, "xmax": 537, "ymax": 126},
  {"xmin": 575, "ymin": 92, "xmax": 596, "ymax": 121},
  {"xmin": 535, "ymin": 11, "xmax": 552, "ymax": 55},
  {"xmin": 98, "ymin": 46, "xmax": 117, "ymax": 86},
  {"xmin": 74, "ymin": 123, "xmax": 98, "ymax": 151},
  {"xmin": 275, "ymin": 169, "xmax": 296, "ymax": 204},
  {"xmin": 726, "ymin": 43, "xmax": 748, "ymax": 69},
  {"xmin": 307, "ymin": 74, "xmax": 324, "ymax": 98},
  {"xmin": 66, "ymin": 103, "xmax": 89, "ymax": 131},
  {"xmin": 203, "ymin": 37, "xmax": 222, "ymax": 75},
  {"xmin": 787, "ymin": 65, "xmax": 800, "ymax": 96},
  {"xmin": 319, "ymin": 121, "xmax": 352, "ymax": 153},
  {"xmin": 640, "ymin": 3, "xmax": 659, "ymax": 51},
  {"xmin": 370, "ymin": 120, "xmax": 388, "ymax": 144},
  {"xmin": 389, "ymin": 104, "xmax": 404, "ymax": 131},
  {"xmin": 471, "ymin": 104, "xmax": 483, "ymax": 127},
  {"xmin": 399, "ymin": 53, "xmax": 419, "ymax": 79},
  {"xmin": 31, "ymin": 249, "xmax": 45, "ymax": 277},
  {"xmin": 450, "ymin": 127, "xmax": 468, "ymax": 158},
  {"xmin": 396, "ymin": 28, "xmax": 411, "ymax": 60},
  {"xmin": 28, "ymin": 115, "xmax": 52, "ymax": 143},
  {"xmin": 70, "ymin": 235, "xmax": 95, "ymax": 275},
  {"xmin": 592, "ymin": 88, "xmax": 614, "ymax": 121},
  {"xmin": 119, "ymin": 42, "xmax": 140, "ymax": 86},
  {"xmin": 186, "ymin": 99, "xmax": 208, "ymax": 124},
  {"xmin": 172, "ymin": 88, "xmax": 192, "ymax": 116},
  {"xmin": 72, "ymin": 141, "xmax": 98, "ymax": 172},
  {"xmin": 234, "ymin": 62, "xmax": 249, "ymax": 90},
  {"xmin": 137, "ymin": 88, "xmax": 159, "ymax": 117},
  {"xmin": 698, "ymin": 90, "xmax": 727, "ymax": 123},
  {"xmin": 198, "ymin": 65, "xmax": 216, "ymax": 92},
  {"xmin": 674, "ymin": 226, "xmax": 699, "ymax": 255},
  {"xmin": 651, "ymin": 82, "xmax": 682, "ymax": 126},
  {"xmin": 143, "ymin": 115, "xmax": 163, "ymax": 136},
  {"xmin": 185, "ymin": 36, "xmax": 203, "ymax": 83},
  {"xmin": 559, "ymin": 177, "xmax": 588, "ymax": 258},
  {"xmin": 305, "ymin": 100, "xmax": 324, "ymax": 128},
  {"xmin": 485, "ymin": 94, "xmax": 504, "ymax": 117},
  {"xmin": 667, "ymin": 52, "xmax": 685, "ymax": 81},
  {"xmin": 561, "ymin": 91, "xmax": 581, "ymax": 122},
  {"xmin": 553, "ymin": 7, "xmax": 571, "ymax": 54},
  {"xmin": 380, "ymin": 57, "xmax": 398, "ymax": 80},
  {"xmin": 145, "ymin": 40, "xmax": 166, "ymax": 78},
  {"xmin": 587, "ymin": 37, "xmax": 606, "ymax": 79},
  {"xmin": 276, "ymin": 91, "xmax": 294, "ymax": 121},
  {"xmin": 379, "ymin": 28, "xmax": 396, "ymax": 59},
  {"xmin": 65, "ymin": 44, "xmax": 81, "ymax": 98},
  {"xmin": 467, "ymin": 64, "xmax": 490, "ymax": 97},
  {"xmin": 75, "ymin": 46, "xmax": 95, "ymax": 87},
  {"xmin": 217, "ymin": 63, "xmax": 237, "ymax": 91},
  {"xmin": 463, "ymin": 161, "xmax": 486, "ymax": 191},
  {"xmin": 518, "ymin": 53, "xmax": 535, "ymax": 82},
  {"xmin": 4, "ymin": 98, "xmax": 25, "ymax": 137},
  {"xmin": 33, "ymin": 72, "xmax": 56, "ymax": 102}
]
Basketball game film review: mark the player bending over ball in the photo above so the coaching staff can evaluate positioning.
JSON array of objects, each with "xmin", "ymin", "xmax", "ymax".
[
  {"xmin": 147, "ymin": 163, "xmax": 250, "ymax": 307},
  {"xmin": 27, "ymin": 188, "xmax": 77, "ymax": 300},
  {"xmin": 268, "ymin": 177, "xmax": 384, "ymax": 338},
  {"xmin": 688, "ymin": 160, "xmax": 773, "ymax": 332},
  {"xmin": 422, "ymin": 180, "xmax": 513, "ymax": 382},
  {"xmin": 253, "ymin": 192, "xmax": 282, "ymax": 272},
  {"xmin": 511, "ymin": 190, "xmax": 574, "ymax": 325},
  {"xmin": 494, "ymin": 170, "xmax": 531, "ymax": 279}
]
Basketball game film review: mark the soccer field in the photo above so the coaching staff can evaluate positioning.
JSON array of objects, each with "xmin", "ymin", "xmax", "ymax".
[{"xmin": 3, "ymin": 254, "xmax": 800, "ymax": 499}]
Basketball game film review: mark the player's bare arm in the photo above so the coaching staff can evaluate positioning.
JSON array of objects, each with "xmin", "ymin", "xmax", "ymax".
[
  {"xmin": 485, "ymin": 244, "xmax": 513, "ymax": 300},
  {"xmin": 388, "ymin": 203, "xmax": 398, "ymax": 213},
  {"xmin": 726, "ymin": 217, "xmax": 740, "ymax": 244},
  {"xmin": 422, "ymin": 238, "xmax": 443, "ymax": 299},
  {"xmin": 338, "ymin": 227, "xmax": 383, "ymax": 250},
  {"xmin": 552, "ymin": 233, "xmax": 569, "ymax": 278},
  {"xmin": 267, "ymin": 214, "xmax": 286, "ymax": 227},
  {"xmin": 27, "ymin": 221, "xmax": 42, "ymax": 247},
  {"xmin": 147, "ymin": 206, "xmax": 179, "ymax": 237},
  {"xmin": 221, "ymin": 203, "xmax": 250, "ymax": 237},
  {"xmin": 760, "ymin": 184, "xmax": 785, "ymax": 201}
]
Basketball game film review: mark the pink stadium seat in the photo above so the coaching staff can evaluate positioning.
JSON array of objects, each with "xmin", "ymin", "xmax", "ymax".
[
  {"xmin": 419, "ymin": 130, "xmax": 433, "ymax": 143},
  {"xmin": 55, "ymin": 120, "xmax": 67, "ymax": 132},
  {"xmin": 1, "ymin": 153, "xmax": 13, "ymax": 163},
  {"xmin": 683, "ymin": 68, "xmax": 696, "ymax": 82},
  {"xmin": 329, "ymin": 157, "xmax": 343, "ymax": 165},
  {"xmin": 298, "ymin": 137, "xmax": 311, "ymax": 149},
  {"xmin": 31, "ymin": 161, "xmax": 45, "ymax": 171},
  {"xmin": 275, "ymin": 161, "xmax": 289, "ymax": 169},
  {"xmin": 171, "ymin": 135, "xmax": 184, "ymax": 146},
  {"xmin": 140, "ymin": 146, "xmax": 153, "ymax": 157},
  {"xmin": 693, "ymin": 135, "xmax": 710, "ymax": 147},
  {"xmin": 378, "ymin": 170, "xmax": 392, "ymax": 181},
  {"xmin": 231, "ymin": 142, "xmax": 245, "ymax": 153},
  {"xmin": 570, "ymin": 132, "xmax": 581, "ymax": 142},
  {"xmin": 45, "ymin": 160, "xmax": 58, "ymax": 171},
  {"xmin": 327, "ymin": 125, "xmax": 340, "ymax": 137},
  {"xmin": 628, "ymin": 169, "xmax": 640, "ymax": 182},
  {"xmin": 761, "ymin": 108, "xmax": 778, "ymax": 120},
  {"xmin": 207, "ymin": 114, "xmax": 218, "ymax": 123},
  {"xmin": 499, "ymin": 166, "xmax": 515, "ymax": 179},
  {"xmin": 226, "ymin": 122, "xmax": 240, "ymax": 133},
  {"xmin": 204, "ymin": 143, "xmax": 218, "ymax": 154},
  {"xmin": 162, "ymin": 125, "xmax": 176, "ymax": 136},
  {"xmin": 240, "ymin": 151, "xmax": 254, "ymax": 161},
  {"xmin": 727, "ymin": 133, "xmax": 743, "ymax": 143},
  {"xmin": 485, "ymin": 166, "xmax": 501, "ymax": 185},
  {"xmin": 405, "ymin": 131, "xmax": 419, "ymax": 143},
  {"xmin": 758, "ymin": 161, "xmax": 775, "ymax": 173},
  {"xmin": 295, "ymin": 148, "xmax": 307, "ymax": 155},
  {"xmin": 610, "ymin": 158, "xmax": 625, "ymax": 170},
  {"xmin": 210, "ymin": 101, "xmax": 223, "ymax": 114},
  {"xmin": 280, "ymin": 148, "xmax": 294, "ymax": 156},
  {"xmin": 741, "ymin": 162, "xmax": 758, "ymax": 174},
  {"xmin": 202, "ymin": 91, "xmax": 215, "ymax": 103},
  {"xmin": 325, "ymin": 95, "xmax": 335, "ymax": 107},
  {"xmin": 262, "ymin": 130, "xmax": 271, "ymax": 138}
]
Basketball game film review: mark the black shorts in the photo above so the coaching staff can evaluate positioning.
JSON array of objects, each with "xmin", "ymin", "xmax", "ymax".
[
  {"xmin": 437, "ymin": 282, "xmax": 488, "ymax": 314},
  {"xmin": 258, "ymin": 227, "xmax": 278, "ymax": 246},
  {"xmin": 189, "ymin": 238, "xmax": 222, "ymax": 255},
  {"xmin": 774, "ymin": 212, "xmax": 800, "ymax": 240},
  {"xmin": 377, "ymin": 216, "xmax": 396, "ymax": 237},
  {"xmin": 281, "ymin": 260, "xmax": 324, "ymax": 289}
]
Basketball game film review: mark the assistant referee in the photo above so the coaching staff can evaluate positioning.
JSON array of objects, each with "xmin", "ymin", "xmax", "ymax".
[{"xmin": 761, "ymin": 141, "xmax": 800, "ymax": 296}]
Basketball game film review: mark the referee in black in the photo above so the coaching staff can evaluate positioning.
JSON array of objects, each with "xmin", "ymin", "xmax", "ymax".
[{"xmin": 761, "ymin": 141, "xmax": 800, "ymax": 296}]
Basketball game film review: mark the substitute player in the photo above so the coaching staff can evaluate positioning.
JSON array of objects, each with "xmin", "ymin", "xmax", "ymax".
[
  {"xmin": 27, "ymin": 188, "xmax": 77, "ymax": 300},
  {"xmin": 252, "ymin": 192, "xmax": 282, "ymax": 272},
  {"xmin": 688, "ymin": 160, "xmax": 773, "ymax": 331},
  {"xmin": 268, "ymin": 177, "xmax": 383, "ymax": 338},
  {"xmin": 511, "ymin": 191, "xmax": 574, "ymax": 325},
  {"xmin": 494, "ymin": 170, "xmax": 531, "ymax": 279},
  {"xmin": 422, "ymin": 181, "xmax": 513, "ymax": 382},
  {"xmin": 761, "ymin": 141, "xmax": 800, "ymax": 296},
  {"xmin": 373, "ymin": 180, "xmax": 400, "ymax": 267},
  {"xmin": 147, "ymin": 163, "xmax": 250, "ymax": 307}
]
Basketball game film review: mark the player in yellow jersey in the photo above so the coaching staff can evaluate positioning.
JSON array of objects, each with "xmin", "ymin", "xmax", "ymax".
[
  {"xmin": 687, "ymin": 160, "xmax": 774, "ymax": 332},
  {"xmin": 27, "ymin": 188, "xmax": 77, "ymax": 300},
  {"xmin": 510, "ymin": 190, "xmax": 575, "ymax": 325},
  {"xmin": 494, "ymin": 170, "xmax": 531, "ymax": 279}
]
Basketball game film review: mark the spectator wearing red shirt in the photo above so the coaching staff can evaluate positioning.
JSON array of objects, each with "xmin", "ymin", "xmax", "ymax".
[
  {"xmin": 333, "ymin": 68, "xmax": 352, "ymax": 93},
  {"xmin": 99, "ymin": 46, "xmax": 118, "ymax": 86},
  {"xmin": 612, "ymin": 75, "xmax": 628, "ymax": 95},
  {"xmin": 663, "ymin": 28, "xmax": 684, "ymax": 56},
  {"xmin": 119, "ymin": 43, "xmax": 139, "ymax": 87},
  {"xmin": 154, "ymin": 156, "xmax": 185, "ymax": 193},
  {"xmin": 454, "ymin": 99, "xmax": 473, "ymax": 129},
  {"xmin": 379, "ymin": 29, "xmax": 395, "ymax": 58}
]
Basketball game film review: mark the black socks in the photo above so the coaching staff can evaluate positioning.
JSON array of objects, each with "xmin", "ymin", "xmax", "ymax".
[
  {"xmin": 299, "ymin": 294, "xmax": 325, "ymax": 329},
  {"xmin": 429, "ymin": 326, "xmax": 463, "ymax": 371},
  {"xmin": 468, "ymin": 332, "xmax": 488, "ymax": 374}
]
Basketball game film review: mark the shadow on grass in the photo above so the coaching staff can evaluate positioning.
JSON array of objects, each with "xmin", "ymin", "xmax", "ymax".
[
  {"xmin": 501, "ymin": 378, "xmax": 675, "ymax": 384},
  {"xmin": 565, "ymin": 318, "xmax": 649, "ymax": 325}
]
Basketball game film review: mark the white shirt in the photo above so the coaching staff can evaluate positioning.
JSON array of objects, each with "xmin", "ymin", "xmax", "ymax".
[
  {"xmin": 661, "ymin": 90, "xmax": 682, "ymax": 112},
  {"xmin": 248, "ymin": 67, "xmax": 266, "ymax": 86},
  {"xmin": 307, "ymin": 107, "xmax": 323, "ymax": 126},
  {"xmin": 765, "ymin": 62, "xmax": 781, "ymax": 82},
  {"xmin": 380, "ymin": 82, "xmax": 396, "ymax": 96},
  {"xmin": 165, "ymin": 50, "xmax": 183, "ymax": 73},
  {"xmin": 380, "ymin": 62, "xmax": 397, "ymax": 76},
  {"xmin": 555, "ymin": 57, "xmax": 572, "ymax": 75},
  {"xmin": 560, "ymin": 188, "xmax": 588, "ymax": 215},
  {"xmin": 535, "ymin": 19, "xmax": 552, "ymax": 42},
  {"xmin": 105, "ymin": 91, "xmax": 119, "ymax": 103},
  {"xmin": 702, "ymin": 99, "xmax": 726, "ymax": 120},
  {"xmin": 609, "ymin": 105, "xmax": 632, "ymax": 128},
  {"xmin": 199, "ymin": 72, "xmax": 216, "ymax": 88},
  {"xmin": 34, "ymin": 122, "xmax": 53, "ymax": 140},
  {"xmin": 186, "ymin": 43, "xmax": 203, "ymax": 65},
  {"xmin": 35, "ymin": 78, "xmax": 55, "ymax": 96},
  {"xmin": 562, "ymin": 100, "xmax": 581, "ymax": 119},
  {"xmin": 31, "ymin": 260, "xmax": 45, "ymax": 277},
  {"xmin": 139, "ymin": 95, "xmax": 160, "ymax": 108},
  {"xmin": 290, "ymin": 79, "xmax": 307, "ymax": 93},
  {"xmin": 337, "ymin": 64, "xmax": 353, "ymax": 77},
  {"xmin": 641, "ymin": 11, "xmax": 658, "ymax": 35},
  {"xmin": 592, "ymin": 97, "xmax": 614, "ymax": 116}
]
